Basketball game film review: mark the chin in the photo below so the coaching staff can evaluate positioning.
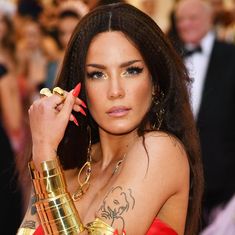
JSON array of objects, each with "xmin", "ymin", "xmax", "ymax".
[{"xmin": 101, "ymin": 123, "xmax": 138, "ymax": 136}]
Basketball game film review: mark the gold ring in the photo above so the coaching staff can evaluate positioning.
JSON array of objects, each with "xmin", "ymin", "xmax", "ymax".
[
  {"xmin": 53, "ymin": 87, "xmax": 65, "ymax": 97},
  {"xmin": 40, "ymin": 88, "xmax": 52, "ymax": 97}
]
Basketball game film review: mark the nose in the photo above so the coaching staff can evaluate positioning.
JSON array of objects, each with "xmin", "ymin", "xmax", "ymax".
[{"xmin": 107, "ymin": 76, "xmax": 125, "ymax": 99}]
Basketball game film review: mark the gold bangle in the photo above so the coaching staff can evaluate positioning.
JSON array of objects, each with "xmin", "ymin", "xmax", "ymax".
[
  {"xmin": 86, "ymin": 218, "xmax": 115, "ymax": 235},
  {"xmin": 29, "ymin": 158, "xmax": 62, "ymax": 178},
  {"xmin": 28, "ymin": 159, "xmax": 84, "ymax": 234},
  {"xmin": 16, "ymin": 227, "xmax": 36, "ymax": 235},
  {"xmin": 32, "ymin": 173, "xmax": 67, "ymax": 199},
  {"xmin": 36, "ymin": 193, "xmax": 84, "ymax": 234},
  {"xmin": 29, "ymin": 159, "xmax": 67, "ymax": 198}
]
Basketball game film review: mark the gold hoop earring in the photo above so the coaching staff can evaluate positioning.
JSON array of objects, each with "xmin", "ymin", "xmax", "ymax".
[
  {"xmin": 72, "ymin": 127, "xmax": 92, "ymax": 201},
  {"xmin": 152, "ymin": 91, "xmax": 165, "ymax": 130}
]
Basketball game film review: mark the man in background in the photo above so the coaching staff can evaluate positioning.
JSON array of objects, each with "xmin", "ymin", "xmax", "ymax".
[{"xmin": 175, "ymin": 0, "xmax": 235, "ymax": 230}]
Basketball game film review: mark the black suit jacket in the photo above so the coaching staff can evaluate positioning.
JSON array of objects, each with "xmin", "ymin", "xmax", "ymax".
[{"xmin": 197, "ymin": 40, "xmax": 235, "ymax": 210}]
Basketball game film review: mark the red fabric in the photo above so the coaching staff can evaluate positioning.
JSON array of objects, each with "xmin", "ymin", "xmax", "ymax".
[
  {"xmin": 33, "ymin": 225, "xmax": 44, "ymax": 235},
  {"xmin": 146, "ymin": 218, "xmax": 178, "ymax": 235},
  {"xmin": 34, "ymin": 218, "xmax": 178, "ymax": 235}
]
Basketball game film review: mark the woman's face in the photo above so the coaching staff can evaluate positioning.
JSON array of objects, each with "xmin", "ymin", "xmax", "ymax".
[
  {"xmin": 85, "ymin": 31, "xmax": 153, "ymax": 135},
  {"xmin": 23, "ymin": 22, "xmax": 42, "ymax": 49},
  {"xmin": 58, "ymin": 16, "xmax": 78, "ymax": 49}
]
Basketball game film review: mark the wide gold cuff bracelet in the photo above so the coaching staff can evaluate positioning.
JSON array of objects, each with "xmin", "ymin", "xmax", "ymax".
[
  {"xmin": 28, "ymin": 159, "xmax": 84, "ymax": 234},
  {"xmin": 29, "ymin": 159, "xmax": 67, "ymax": 199},
  {"xmin": 36, "ymin": 193, "xmax": 84, "ymax": 234}
]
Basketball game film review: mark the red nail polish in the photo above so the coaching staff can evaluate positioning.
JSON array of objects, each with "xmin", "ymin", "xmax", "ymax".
[
  {"xmin": 80, "ymin": 99, "xmax": 87, "ymax": 108},
  {"xmin": 122, "ymin": 230, "xmax": 126, "ymax": 235},
  {"xmin": 79, "ymin": 107, "xmax": 86, "ymax": 116},
  {"xmin": 71, "ymin": 114, "xmax": 79, "ymax": 126},
  {"xmin": 113, "ymin": 229, "xmax": 119, "ymax": 235},
  {"xmin": 72, "ymin": 83, "xmax": 81, "ymax": 97}
]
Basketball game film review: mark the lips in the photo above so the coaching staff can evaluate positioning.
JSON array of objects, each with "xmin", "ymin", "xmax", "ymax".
[{"xmin": 106, "ymin": 106, "xmax": 131, "ymax": 117}]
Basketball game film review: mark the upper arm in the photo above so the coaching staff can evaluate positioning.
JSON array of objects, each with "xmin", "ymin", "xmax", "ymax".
[
  {"xmin": 0, "ymin": 74, "xmax": 22, "ymax": 132},
  {"xmin": 96, "ymin": 132, "xmax": 190, "ymax": 234},
  {"xmin": 18, "ymin": 189, "xmax": 40, "ymax": 231}
]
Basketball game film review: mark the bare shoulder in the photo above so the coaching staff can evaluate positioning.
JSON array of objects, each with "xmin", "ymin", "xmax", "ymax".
[
  {"xmin": 96, "ymin": 132, "xmax": 190, "ymax": 234},
  {"xmin": 124, "ymin": 131, "xmax": 190, "ymax": 191}
]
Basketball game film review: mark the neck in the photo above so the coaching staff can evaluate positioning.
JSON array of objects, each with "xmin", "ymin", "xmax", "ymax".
[{"xmin": 93, "ymin": 129, "xmax": 138, "ymax": 169}]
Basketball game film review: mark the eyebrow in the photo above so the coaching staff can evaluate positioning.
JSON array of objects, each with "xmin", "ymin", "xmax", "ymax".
[{"xmin": 86, "ymin": 60, "xmax": 142, "ymax": 69}]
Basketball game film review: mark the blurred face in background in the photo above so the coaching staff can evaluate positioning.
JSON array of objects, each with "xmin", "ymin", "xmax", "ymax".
[
  {"xmin": 23, "ymin": 21, "xmax": 42, "ymax": 50},
  {"xmin": 58, "ymin": 16, "xmax": 79, "ymax": 49},
  {"xmin": 175, "ymin": 0, "xmax": 213, "ymax": 45}
]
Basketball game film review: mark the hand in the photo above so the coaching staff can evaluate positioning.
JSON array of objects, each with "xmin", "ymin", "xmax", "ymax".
[{"xmin": 28, "ymin": 84, "xmax": 86, "ymax": 167}]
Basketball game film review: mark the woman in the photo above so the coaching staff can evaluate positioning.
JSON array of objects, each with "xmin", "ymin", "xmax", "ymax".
[
  {"xmin": 17, "ymin": 3, "xmax": 203, "ymax": 235},
  {"xmin": 0, "ymin": 64, "xmax": 23, "ymax": 235},
  {"xmin": 0, "ymin": 13, "xmax": 23, "ymax": 154}
]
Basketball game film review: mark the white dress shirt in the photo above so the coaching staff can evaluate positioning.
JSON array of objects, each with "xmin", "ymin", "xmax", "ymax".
[{"xmin": 184, "ymin": 31, "xmax": 215, "ymax": 118}]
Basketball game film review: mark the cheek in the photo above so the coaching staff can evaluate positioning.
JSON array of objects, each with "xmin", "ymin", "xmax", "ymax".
[
  {"xmin": 131, "ymin": 80, "xmax": 152, "ymax": 106},
  {"xmin": 85, "ymin": 85, "xmax": 105, "ymax": 116}
]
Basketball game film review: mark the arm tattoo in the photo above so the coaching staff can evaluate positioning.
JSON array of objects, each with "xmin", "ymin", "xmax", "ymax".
[
  {"xmin": 30, "ymin": 194, "xmax": 37, "ymax": 215},
  {"xmin": 21, "ymin": 220, "xmax": 36, "ymax": 229},
  {"xmin": 98, "ymin": 186, "xmax": 135, "ymax": 230}
]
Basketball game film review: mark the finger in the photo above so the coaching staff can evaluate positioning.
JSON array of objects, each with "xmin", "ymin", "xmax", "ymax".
[
  {"xmin": 40, "ymin": 88, "xmax": 65, "ymax": 107},
  {"xmin": 59, "ymin": 90, "xmax": 76, "ymax": 121},
  {"xmin": 55, "ymin": 103, "xmax": 63, "ymax": 112},
  {"xmin": 72, "ymin": 104, "xmax": 87, "ymax": 116},
  {"xmin": 45, "ymin": 93, "xmax": 67, "ymax": 108},
  {"xmin": 28, "ymin": 104, "xmax": 33, "ymax": 114},
  {"xmin": 70, "ymin": 114, "xmax": 79, "ymax": 126},
  {"xmin": 74, "ymin": 98, "xmax": 87, "ymax": 109},
  {"xmin": 56, "ymin": 99, "xmax": 85, "ymax": 115}
]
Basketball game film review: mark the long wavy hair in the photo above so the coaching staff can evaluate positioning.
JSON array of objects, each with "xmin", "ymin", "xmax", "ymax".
[{"xmin": 56, "ymin": 3, "xmax": 203, "ymax": 234}]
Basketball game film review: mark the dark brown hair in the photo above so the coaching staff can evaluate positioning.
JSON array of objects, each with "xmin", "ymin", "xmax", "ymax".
[
  {"xmin": 56, "ymin": 3, "xmax": 203, "ymax": 234},
  {"xmin": 0, "ymin": 14, "xmax": 16, "ymax": 62}
]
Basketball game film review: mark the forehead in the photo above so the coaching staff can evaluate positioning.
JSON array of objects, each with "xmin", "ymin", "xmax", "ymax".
[
  {"xmin": 89, "ymin": 31, "xmax": 134, "ymax": 47},
  {"xmin": 86, "ymin": 31, "xmax": 143, "ymax": 61},
  {"xmin": 176, "ymin": 1, "xmax": 205, "ymax": 17}
]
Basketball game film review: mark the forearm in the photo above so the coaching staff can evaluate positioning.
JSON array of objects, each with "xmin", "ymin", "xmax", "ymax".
[{"xmin": 28, "ymin": 158, "xmax": 84, "ymax": 234}]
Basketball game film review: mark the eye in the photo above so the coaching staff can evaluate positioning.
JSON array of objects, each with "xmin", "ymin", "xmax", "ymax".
[
  {"xmin": 122, "ymin": 66, "xmax": 144, "ymax": 77},
  {"xmin": 86, "ymin": 71, "xmax": 107, "ymax": 80}
]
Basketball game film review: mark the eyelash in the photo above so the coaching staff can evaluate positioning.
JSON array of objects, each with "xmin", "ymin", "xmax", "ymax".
[
  {"xmin": 86, "ymin": 71, "xmax": 105, "ymax": 79},
  {"xmin": 86, "ymin": 66, "xmax": 144, "ymax": 80},
  {"xmin": 124, "ymin": 66, "xmax": 144, "ymax": 76}
]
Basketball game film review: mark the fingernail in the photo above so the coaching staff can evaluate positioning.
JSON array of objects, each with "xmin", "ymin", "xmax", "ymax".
[
  {"xmin": 71, "ymin": 114, "xmax": 79, "ymax": 126},
  {"xmin": 80, "ymin": 99, "xmax": 87, "ymax": 108},
  {"xmin": 79, "ymin": 107, "xmax": 86, "ymax": 116},
  {"xmin": 122, "ymin": 230, "xmax": 126, "ymax": 235},
  {"xmin": 72, "ymin": 83, "xmax": 81, "ymax": 97},
  {"xmin": 113, "ymin": 229, "xmax": 119, "ymax": 235}
]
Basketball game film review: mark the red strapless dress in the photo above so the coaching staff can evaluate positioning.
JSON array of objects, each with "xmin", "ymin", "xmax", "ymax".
[{"xmin": 33, "ymin": 218, "xmax": 178, "ymax": 235}]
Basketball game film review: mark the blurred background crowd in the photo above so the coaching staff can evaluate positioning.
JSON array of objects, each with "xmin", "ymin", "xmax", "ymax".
[{"xmin": 0, "ymin": 0, "xmax": 235, "ymax": 234}]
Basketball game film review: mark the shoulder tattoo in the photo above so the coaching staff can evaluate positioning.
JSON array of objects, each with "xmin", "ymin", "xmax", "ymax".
[
  {"xmin": 21, "ymin": 220, "xmax": 36, "ymax": 229},
  {"xmin": 98, "ymin": 186, "xmax": 135, "ymax": 230}
]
